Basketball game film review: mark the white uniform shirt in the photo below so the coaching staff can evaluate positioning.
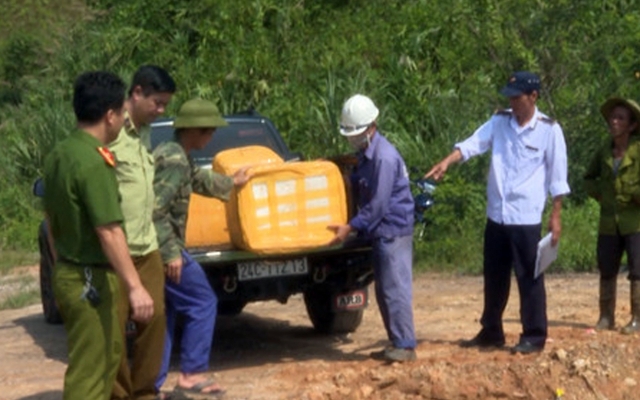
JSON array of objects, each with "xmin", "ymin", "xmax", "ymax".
[{"xmin": 455, "ymin": 107, "xmax": 570, "ymax": 225}]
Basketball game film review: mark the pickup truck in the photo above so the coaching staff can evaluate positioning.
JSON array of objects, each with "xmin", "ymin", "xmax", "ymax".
[{"xmin": 37, "ymin": 110, "xmax": 374, "ymax": 334}]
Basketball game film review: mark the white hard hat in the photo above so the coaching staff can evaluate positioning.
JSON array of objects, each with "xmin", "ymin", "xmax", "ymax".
[{"xmin": 339, "ymin": 94, "xmax": 379, "ymax": 136}]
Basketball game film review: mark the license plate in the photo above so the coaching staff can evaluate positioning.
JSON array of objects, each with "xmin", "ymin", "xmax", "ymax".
[
  {"xmin": 237, "ymin": 258, "xmax": 308, "ymax": 281},
  {"xmin": 334, "ymin": 289, "xmax": 368, "ymax": 311}
]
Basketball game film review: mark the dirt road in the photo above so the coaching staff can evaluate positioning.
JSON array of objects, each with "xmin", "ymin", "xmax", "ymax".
[{"xmin": 1, "ymin": 272, "xmax": 640, "ymax": 400}]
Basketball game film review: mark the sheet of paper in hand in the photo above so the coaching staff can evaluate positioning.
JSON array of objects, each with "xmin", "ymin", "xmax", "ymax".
[{"xmin": 535, "ymin": 232, "xmax": 558, "ymax": 279}]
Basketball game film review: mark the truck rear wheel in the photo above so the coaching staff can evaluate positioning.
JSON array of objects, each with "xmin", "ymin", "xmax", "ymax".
[
  {"xmin": 303, "ymin": 285, "xmax": 365, "ymax": 334},
  {"xmin": 39, "ymin": 230, "xmax": 62, "ymax": 325}
]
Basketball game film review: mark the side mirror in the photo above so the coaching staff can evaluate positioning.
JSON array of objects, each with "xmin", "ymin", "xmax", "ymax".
[{"xmin": 33, "ymin": 178, "xmax": 45, "ymax": 198}]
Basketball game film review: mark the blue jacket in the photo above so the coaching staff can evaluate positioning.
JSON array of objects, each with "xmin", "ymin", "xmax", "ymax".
[{"xmin": 349, "ymin": 132, "xmax": 414, "ymax": 238}]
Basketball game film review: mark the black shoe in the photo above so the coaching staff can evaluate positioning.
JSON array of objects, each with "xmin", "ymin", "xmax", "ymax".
[
  {"xmin": 511, "ymin": 341, "xmax": 543, "ymax": 354},
  {"xmin": 459, "ymin": 334, "xmax": 505, "ymax": 348}
]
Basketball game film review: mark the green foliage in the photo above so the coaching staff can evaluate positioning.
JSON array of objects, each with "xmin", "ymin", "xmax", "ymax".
[
  {"xmin": 0, "ymin": 181, "xmax": 42, "ymax": 250},
  {"xmin": 0, "ymin": 0, "xmax": 638, "ymax": 272},
  {"xmin": 0, "ymin": 34, "xmax": 41, "ymax": 105},
  {"xmin": 552, "ymin": 199, "xmax": 599, "ymax": 272},
  {"xmin": 413, "ymin": 174, "xmax": 487, "ymax": 273}
]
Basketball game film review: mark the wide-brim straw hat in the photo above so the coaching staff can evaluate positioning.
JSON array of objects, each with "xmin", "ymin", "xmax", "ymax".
[{"xmin": 600, "ymin": 97, "xmax": 640, "ymax": 135}]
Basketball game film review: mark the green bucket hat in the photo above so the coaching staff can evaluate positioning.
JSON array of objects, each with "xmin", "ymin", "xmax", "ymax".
[
  {"xmin": 174, "ymin": 98, "xmax": 228, "ymax": 129},
  {"xmin": 600, "ymin": 97, "xmax": 640, "ymax": 135}
]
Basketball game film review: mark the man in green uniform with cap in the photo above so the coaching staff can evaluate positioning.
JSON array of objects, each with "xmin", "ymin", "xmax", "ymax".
[
  {"xmin": 585, "ymin": 97, "xmax": 640, "ymax": 334},
  {"xmin": 153, "ymin": 98, "xmax": 249, "ymax": 396},
  {"xmin": 43, "ymin": 71, "xmax": 154, "ymax": 400}
]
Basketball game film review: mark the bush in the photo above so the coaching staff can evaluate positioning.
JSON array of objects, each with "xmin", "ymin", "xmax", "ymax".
[
  {"xmin": 552, "ymin": 199, "xmax": 599, "ymax": 272},
  {"xmin": 0, "ymin": 181, "xmax": 41, "ymax": 251},
  {"xmin": 413, "ymin": 174, "xmax": 487, "ymax": 274}
]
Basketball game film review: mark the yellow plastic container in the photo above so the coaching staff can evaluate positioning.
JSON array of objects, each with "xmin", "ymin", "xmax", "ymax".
[
  {"xmin": 213, "ymin": 145, "xmax": 284, "ymax": 175},
  {"xmin": 184, "ymin": 194, "xmax": 232, "ymax": 249},
  {"xmin": 228, "ymin": 160, "xmax": 347, "ymax": 254},
  {"xmin": 184, "ymin": 146, "xmax": 283, "ymax": 249}
]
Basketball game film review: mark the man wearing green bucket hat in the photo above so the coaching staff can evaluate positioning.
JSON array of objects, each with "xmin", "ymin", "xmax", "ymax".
[
  {"xmin": 585, "ymin": 97, "xmax": 640, "ymax": 335},
  {"xmin": 152, "ymin": 99, "xmax": 250, "ymax": 396}
]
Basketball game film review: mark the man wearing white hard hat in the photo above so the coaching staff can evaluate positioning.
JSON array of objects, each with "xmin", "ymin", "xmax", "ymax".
[{"xmin": 329, "ymin": 94, "xmax": 417, "ymax": 363}]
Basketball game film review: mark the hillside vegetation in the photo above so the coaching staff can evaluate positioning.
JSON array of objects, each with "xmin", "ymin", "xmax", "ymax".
[{"xmin": 1, "ymin": 0, "xmax": 638, "ymax": 272}]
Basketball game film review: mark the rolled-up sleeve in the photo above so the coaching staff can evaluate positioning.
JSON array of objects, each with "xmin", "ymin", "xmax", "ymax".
[{"xmin": 546, "ymin": 124, "xmax": 571, "ymax": 198}]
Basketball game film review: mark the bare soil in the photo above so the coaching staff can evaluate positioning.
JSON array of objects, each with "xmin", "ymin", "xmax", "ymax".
[{"xmin": 1, "ymin": 269, "xmax": 640, "ymax": 400}]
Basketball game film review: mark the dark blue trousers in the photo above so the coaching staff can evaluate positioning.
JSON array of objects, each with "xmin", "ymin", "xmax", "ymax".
[
  {"xmin": 479, "ymin": 219, "xmax": 546, "ymax": 347},
  {"xmin": 372, "ymin": 234, "xmax": 417, "ymax": 349},
  {"xmin": 156, "ymin": 250, "xmax": 217, "ymax": 390}
]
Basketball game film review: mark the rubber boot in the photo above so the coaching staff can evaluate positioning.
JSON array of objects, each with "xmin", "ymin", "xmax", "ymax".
[
  {"xmin": 595, "ymin": 277, "xmax": 616, "ymax": 331},
  {"xmin": 621, "ymin": 280, "xmax": 640, "ymax": 335}
]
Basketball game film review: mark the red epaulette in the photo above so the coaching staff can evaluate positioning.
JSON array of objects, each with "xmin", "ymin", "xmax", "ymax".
[{"xmin": 97, "ymin": 147, "xmax": 116, "ymax": 167}]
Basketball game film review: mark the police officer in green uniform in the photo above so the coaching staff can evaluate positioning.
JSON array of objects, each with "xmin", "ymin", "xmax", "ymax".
[{"xmin": 43, "ymin": 71, "xmax": 154, "ymax": 400}]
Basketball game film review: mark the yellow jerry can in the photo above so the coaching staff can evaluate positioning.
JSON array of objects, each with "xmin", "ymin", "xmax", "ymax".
[{"xmin": 228, "ymin": 160, "xmax": 347, "ymax": 254}]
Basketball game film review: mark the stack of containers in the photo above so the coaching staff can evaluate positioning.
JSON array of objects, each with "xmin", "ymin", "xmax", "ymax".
[
  {"xmin": 214, "ymin": 146, "xmax": 348, "ymax": 254},
  {"xmin": 184, "ymin": 146, "xmax": 283, "ymax": 249}
]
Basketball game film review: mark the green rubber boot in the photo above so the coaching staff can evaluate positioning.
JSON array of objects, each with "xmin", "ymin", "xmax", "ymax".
[
  {"xmin": 621, "ymin": 280, "xmax": 640, "ymax": 335},
  {"xmin": 595, "ymin": 277, "xmax": 616, "ymax": 331}
]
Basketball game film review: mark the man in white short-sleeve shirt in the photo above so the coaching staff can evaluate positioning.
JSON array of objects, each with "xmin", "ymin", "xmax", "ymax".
[{"xmin": 425, "ymin": 71, "xmax": 570, "ymax": 354}]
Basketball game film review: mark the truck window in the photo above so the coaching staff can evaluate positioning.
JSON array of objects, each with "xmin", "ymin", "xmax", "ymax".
[{"xmin": 151, "ymin": 120, "xmax": 291, "ymax": 168}]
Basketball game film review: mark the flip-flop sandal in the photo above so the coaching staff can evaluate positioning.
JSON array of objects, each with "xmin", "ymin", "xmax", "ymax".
[{"xmin": 174, "ymin": 379, "xmax": 225, "ymax": 398}]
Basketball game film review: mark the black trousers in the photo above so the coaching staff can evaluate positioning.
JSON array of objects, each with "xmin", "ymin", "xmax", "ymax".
[
  {"xmin": 597, "ymin": 232, "xmax": 640, "ymax": 281},
  {"xmin": 479, "ymin": 219, "xmax": 546, "ymax": 347}
]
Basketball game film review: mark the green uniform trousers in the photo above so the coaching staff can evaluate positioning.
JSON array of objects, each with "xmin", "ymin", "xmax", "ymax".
[
  {"xmin": 112, "ymin": 250, "xmax": 166, "ymax": 400},
  {"xmin": 53, "ymin": 263, "xmax": 122, "ymax": 400}
]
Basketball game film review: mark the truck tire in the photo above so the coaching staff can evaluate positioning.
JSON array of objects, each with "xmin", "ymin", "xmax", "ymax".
[
  {"xmin": 217, "ymin": 300, "xmax": 247, "ymax": 316},
  {"xmin": 303, "ymin": 285, "xmax": 365, "ymax": 334},
  {"xmin": 38, "ymin": 230, "xmax": 62, "ymax": 325}
]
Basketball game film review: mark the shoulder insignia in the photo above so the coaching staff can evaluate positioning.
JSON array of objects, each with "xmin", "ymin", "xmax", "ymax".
[
  {"xmin": 123, "ymin": 115, "xmax": 137, "ymax": 134},
  {"xmin": 97, "ymin": 146, "xmax": 116, "ymax": 167},
  {"xmin": 537, "ymin": 116, "xmax": 556, "ymax": 124},
  {"xmin": 494, "ymin": 109, "xmax": 512, "ymax": 116}
]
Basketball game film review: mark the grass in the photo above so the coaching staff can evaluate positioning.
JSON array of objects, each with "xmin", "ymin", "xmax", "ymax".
[
  {"xmin": 0, "ymin": 250, "xmax": 38, "ymax": 275},
  {"xmin": 0, "ymin": 273, "xmax": 39, "ymax": 311},
  {"xmin": 0, "ymin": 249, "xmax": 40, "ymax": 310},
  {"xmin": 0, "ymin": 288, "xmax": 40, "ymax": 310}
]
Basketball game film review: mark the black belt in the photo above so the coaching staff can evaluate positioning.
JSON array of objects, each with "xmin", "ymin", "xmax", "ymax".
[{"xmin": 58, "ymin": 257, "xmax": 111, "ymax": 269}]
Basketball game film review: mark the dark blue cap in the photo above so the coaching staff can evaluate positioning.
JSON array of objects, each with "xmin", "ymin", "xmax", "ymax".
[{"xmin": 500, "ymin": 71, "xmax": 541, "ymax": 97}]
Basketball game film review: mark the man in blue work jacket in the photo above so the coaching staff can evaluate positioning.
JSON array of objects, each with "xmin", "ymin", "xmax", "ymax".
[
  {"xmin": 425, "ymin": 71, "xmax": 570, "ymax": 354},
  {"xmin": 329, "ymin": 94, "xmax": 417, "ymax": 363}
]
